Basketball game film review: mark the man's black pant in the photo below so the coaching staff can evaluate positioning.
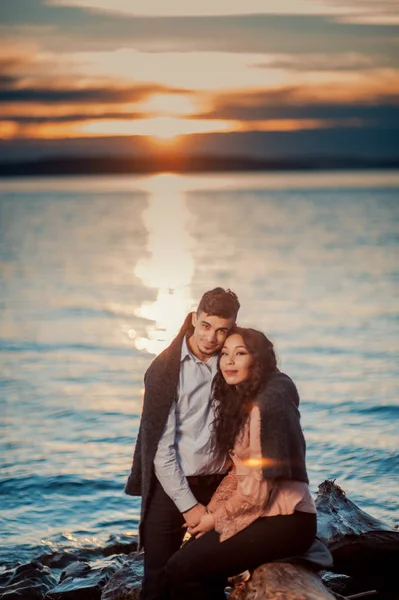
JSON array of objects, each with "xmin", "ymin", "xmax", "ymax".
[
  {"xmin": 140, "ymin": 475, "xmax": 223, "ymax": 600},
  {"xmin": 165, "ymin": 511, "xmax": 317, "ymax": 600}
]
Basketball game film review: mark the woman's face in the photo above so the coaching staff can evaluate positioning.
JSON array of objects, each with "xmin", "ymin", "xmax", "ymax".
[{"xmin": 220, "ymin": 333, "xmax": 253, "ymax": 385}]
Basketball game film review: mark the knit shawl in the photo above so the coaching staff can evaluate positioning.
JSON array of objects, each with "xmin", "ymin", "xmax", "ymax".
[{"xmin": 258, "ymin": 371, "xmax": 309, "ymax": 483}]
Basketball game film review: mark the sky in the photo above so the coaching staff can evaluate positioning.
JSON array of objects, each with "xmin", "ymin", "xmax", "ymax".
[{"xmin": 1, "ymin": 0, "xmax": 399, "ymax": 161}]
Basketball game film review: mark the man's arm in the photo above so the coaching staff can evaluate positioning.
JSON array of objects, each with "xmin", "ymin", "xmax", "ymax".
[{"xmin": 154, "ymin": 402, "xmax": 206, "ymax": 525}]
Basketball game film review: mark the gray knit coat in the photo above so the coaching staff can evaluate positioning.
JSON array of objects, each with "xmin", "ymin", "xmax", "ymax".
[{"xmin": 124, "ymin": 314, "xmax": 193, "ymax": 538}]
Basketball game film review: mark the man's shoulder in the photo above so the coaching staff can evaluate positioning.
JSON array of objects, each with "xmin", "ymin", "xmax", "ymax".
[{"xmin": 144, "ymin": 335, "xmax": 183, "ymax": 381}]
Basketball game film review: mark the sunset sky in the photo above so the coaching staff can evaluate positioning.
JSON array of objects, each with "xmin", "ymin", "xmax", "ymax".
[{"xmin": 1, "ymin": 0, "xmax": 399, "ymax": 160}]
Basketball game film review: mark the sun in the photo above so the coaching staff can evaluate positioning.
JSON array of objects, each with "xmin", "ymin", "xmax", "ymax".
[
  {"xmin": 149, "ymin": 117, "xmax": 184, "ymax": 140},
  {"xmin": 137, "ymin": 94, "xmax": 197, "ymax": 140},
  {"xmin": 138, "ymin": 93, "xmax": 195, "ymax": 117}
]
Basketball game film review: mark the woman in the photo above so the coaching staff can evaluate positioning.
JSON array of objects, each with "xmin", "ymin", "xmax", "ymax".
[{"xmin": 165, "ymin": 327, "xmax": 319, "ymax": 600}]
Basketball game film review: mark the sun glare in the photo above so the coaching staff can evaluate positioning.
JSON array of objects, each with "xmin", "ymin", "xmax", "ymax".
[
  {"xmin": 80, "ymin": 117, "xmax": 232, "ymax": 139},
  {"xmin": 151, "ymin": 117, "xmax": 183, "ymax": 140},
  {"xmin": 133, "ymin": 174, "xmax": 196, "ymax": 354},
  {"xmin": 138, "ymin": 93, "xmax": 195, "ymax": 117}
]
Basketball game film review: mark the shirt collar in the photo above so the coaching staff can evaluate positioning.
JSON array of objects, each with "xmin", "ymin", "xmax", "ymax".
[
  {"xmin": 181, "ymin": 335, "xmax": 218, "ymax": 371},
  {"xmin": 181, "ymin": 335, "xmax": 192, "ymax": 362}
]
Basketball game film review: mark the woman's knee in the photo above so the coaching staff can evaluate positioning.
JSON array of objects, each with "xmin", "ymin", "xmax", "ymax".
[
  {"xmin": 165, "ymin": 551, "xmax": 187, "ymax": 588},
  {"xmin": 165, "ymin": 542, "xmax": 206, "ymax": 587},
  {"xmin": 165, "ymin": 531, "xmax": 221, "ymax": 586}
]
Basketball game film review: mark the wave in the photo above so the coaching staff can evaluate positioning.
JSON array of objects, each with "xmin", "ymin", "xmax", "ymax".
[
  {"xmin": 0, "ymin": 474, "xmax": 123, "ymax": 496},
  {"xmin": 356, "ymin": 404, "xmax": 399, "ymax": 418},
  {"xmin": 0, "ymin": 338, "xmax": 139, "ymax": 356}
]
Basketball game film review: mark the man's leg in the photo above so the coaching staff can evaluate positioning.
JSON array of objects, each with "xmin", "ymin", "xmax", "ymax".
[
  {"xmin": 165, "ymin": 511, "xmax": 317, "ymax": 600},
  {"xmin": 140, "ymin": 477, "xmax": 221, "ymax": 600},
  {"xmin": 140, "ymin": 481, "xmax": 185, "ymax": 600}
]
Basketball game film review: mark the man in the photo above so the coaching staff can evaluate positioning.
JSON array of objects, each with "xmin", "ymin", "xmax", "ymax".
[{"xmin": 125, "ymin": 287, "xmax": 240, "ymax": 600}]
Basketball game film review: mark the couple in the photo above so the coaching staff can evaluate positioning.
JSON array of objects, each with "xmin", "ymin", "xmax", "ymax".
[{"xmin": 125, "ymin": 288, "xmax": 327, "ymax": 600}]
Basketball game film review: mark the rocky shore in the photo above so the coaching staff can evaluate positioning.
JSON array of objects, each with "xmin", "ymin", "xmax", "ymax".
[{"xmin": 1, "ymin": 481, "xmax": 398, "ymax": 600}]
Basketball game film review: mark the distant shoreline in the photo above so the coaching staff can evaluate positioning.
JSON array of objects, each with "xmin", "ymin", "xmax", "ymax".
[{"xmin": 1, "ymin": 154, "xmax": 399, "ymax": 177}]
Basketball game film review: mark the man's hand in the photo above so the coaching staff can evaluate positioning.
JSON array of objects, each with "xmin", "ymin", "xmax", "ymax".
[
  {"xmin": 182, "ymin": 503, "xmax": 206, "ymax": 528},
  {"xmin": 189, "ymin": 513, "xmax": 215, "ymax": 538}
]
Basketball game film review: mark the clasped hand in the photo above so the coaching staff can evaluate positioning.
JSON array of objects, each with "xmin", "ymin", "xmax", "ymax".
[
  {"xmin": 182, "ymin": 503, "xmax": 215, "ymax": 538},
  {"xmin": 188, "ymin": 513, "xmax": 215, "ymax": 538}
]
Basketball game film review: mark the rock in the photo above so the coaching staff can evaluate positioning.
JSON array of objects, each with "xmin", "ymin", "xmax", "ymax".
[
  {"xmin": 0, "ymin": 560, "xmax": 57, "ymax": 600},
  {"xmin": 331, "ymin": 530, "xmax": 399, "ymax": 593},
  {"xmin": 59, "ymin": 561, "xmax": 91, "ymax": 583},
  {"xmin": 228, "ymin": 562, "xmax": 336, "ymax": 600},
  {"xmin": 316, "ymin": 480, "xmax": 396, "ymax": 545},
  {"xmin": 316, "ymin": 480, "xmax": 399, "ymax": 593},
  {"xmin": 38, "ymin": 552, "xmax": 83, "ymax": 570},
  {"xmin": 50, "ymin": 535, "xmax": 139, "ymax": 565},
  {"xmin": 45, "ymin": 557, "xmax": 123, "ymax": 600},
  {"xmin": 101, "ymin": 553, "xmax": 144, "ymax": 600},
  {"xmin": 321, "ymin": 571, "xmax": 368, "ymax": 597},
  {"xmin": 102, "ymin": 535, "xmax": 138, "ymax": 558}
]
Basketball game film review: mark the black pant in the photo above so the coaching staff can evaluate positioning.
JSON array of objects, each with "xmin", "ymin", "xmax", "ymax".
[
  {"xmin": 140, "ymin": 476, "xmax": 223, "ymax": 600},
  {"xmin": 165, "ymin": 511, "xmax": 317, "ymax": 600}
]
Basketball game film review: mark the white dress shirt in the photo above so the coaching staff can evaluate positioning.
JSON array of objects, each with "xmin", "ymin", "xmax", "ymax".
[{"xmin": 154, "ymin": 336, "xmax": 228, "ymax": 512}]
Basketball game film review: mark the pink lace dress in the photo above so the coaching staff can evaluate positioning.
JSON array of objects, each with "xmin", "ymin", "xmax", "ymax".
[{"xmin": 207, "ymin": 405, "xmax": 316, "ymax": 542}]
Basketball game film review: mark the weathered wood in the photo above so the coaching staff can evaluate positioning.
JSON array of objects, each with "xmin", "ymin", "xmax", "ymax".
[
  {"xmin": 316, "ymin": 480, "xmax": 396, "ymax": 546},
  {"xmin": 316, "ymin": 480, "xmax": 399, "ymax": 594},
  {"xmin": 229, "ymin": 562, "xmax": 337, "ymax": 599}
]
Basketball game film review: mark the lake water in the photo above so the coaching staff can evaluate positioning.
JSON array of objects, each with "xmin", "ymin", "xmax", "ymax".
[{"xmin": 0, "ymin": 170, "xmax": 398, "ymax": 568}]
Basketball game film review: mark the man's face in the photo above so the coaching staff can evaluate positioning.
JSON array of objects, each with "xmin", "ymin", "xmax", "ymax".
[{"xmin": 190, "ymin": 311, "xmax": 235, "ymax": 360}]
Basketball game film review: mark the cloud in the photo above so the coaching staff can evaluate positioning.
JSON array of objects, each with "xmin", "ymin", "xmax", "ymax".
[
  {"xmin": 47, "ymin": 0, "xmax": 399, "ymax": 22},
  {"xmin": 2, "ymin": 1, "xmax": 398, "ymax": 58},
  {"xmin": 0, "ymin": 53, "xmax": 181, "ymax": 105},
  {"xmin": 1, "ymin": 127, "xmax": 398, "ymax": 163},
  {"xmin": 0, "ymin": 84, "xmax": 166, "ymax": 104},
  {"xmin": 196, "ymin": 88, "xmax": 399, "ymax": 123},
  {"xmin": 254, "ymin": 52, "xmax": 397, "ymax": 72},
  {"xmin": 0, "ymin": 112, "xmax": 145, "ymax": 124},
  {"xmin": 1, "ymin": 0, "xmax": 398, "ymax": 147},
  {"xmin": 328, "ymin": 0, "xmax": 399, "ymax": 24},
  {"xmin": 3, "ymin": 83, "xmax": 399, "ymax": 137}
]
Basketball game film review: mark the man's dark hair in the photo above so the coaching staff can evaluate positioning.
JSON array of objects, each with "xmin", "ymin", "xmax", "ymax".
[{"xmin": 197, "ymin": 287, "xmax": 240, "ymax": 320}]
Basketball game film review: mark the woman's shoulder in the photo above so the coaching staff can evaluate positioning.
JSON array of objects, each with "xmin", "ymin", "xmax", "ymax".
[
  {"xmin": 257, "ymin": 371, "xmax": 300, "ymax": 408},
  {"xmin": 265, "ymin": 371, "xmax": 298, "ymax": 393}
]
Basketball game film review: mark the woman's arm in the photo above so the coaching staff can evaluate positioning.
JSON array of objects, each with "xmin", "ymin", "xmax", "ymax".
[
  {"xmin": 188, "ymin": 468, "xmax": 238, "ymax": 538},
  {"xmin": 258, "ymin": 373, "xmax": 308, "ymax": 483},
  {"xmin": 208, "ymin": 406, "xmax": 273, "ymax": 542},
  {"xmin": 207, "ymin": 468, "xmax": 238, "ymax": 513}
]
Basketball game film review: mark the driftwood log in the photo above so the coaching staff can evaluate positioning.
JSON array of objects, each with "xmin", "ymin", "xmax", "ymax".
[
  {"xmin": 228, "ymin": 562, "xmax": 336, "ymax": 600},
  {"xmin": 316, "ymin": 480, "xmax": 399, "ymax": 596},
  {"xmin": 227, "ymin": 480, "xmax": 399, "ymax": 600}
]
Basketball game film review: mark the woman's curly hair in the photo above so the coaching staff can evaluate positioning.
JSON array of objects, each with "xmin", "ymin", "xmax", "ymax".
[{"xmin": 211, "ymin": 327, "xmax": 278, "ymax": 453}]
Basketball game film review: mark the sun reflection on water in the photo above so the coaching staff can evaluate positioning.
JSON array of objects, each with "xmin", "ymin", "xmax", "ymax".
[{"xmin": 134, "ymin": 174, "xmax": 196, "ymax": 355}]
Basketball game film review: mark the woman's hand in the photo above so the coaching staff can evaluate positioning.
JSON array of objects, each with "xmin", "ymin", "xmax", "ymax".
[{"xmin": 189, "ymin": 512, "xmax": 215, "ymax": 538}]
